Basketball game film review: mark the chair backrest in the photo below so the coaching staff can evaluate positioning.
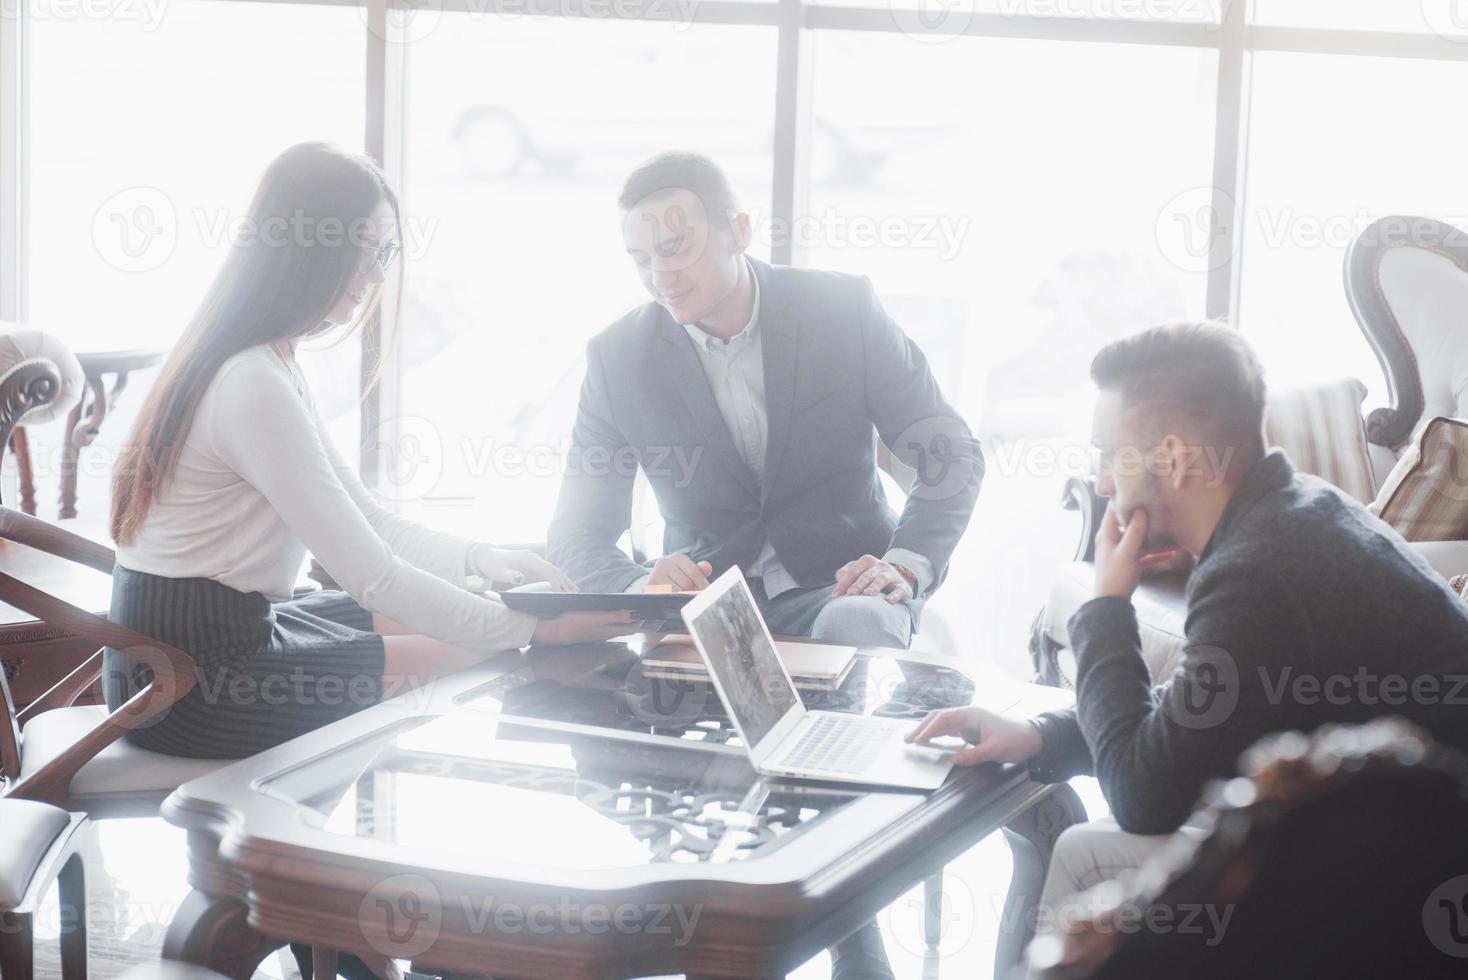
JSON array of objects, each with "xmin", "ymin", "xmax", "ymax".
[
  {"xmin": 0, "ymin": 506, "xmax": 198, "ymax": 807},
  {"xmin": 1345, "ymin": 216, "xmax": 1468, "ymax": 466},
  {"xmin": 1030, "ymin": 718, "xmax": 1468, "ymax": 980}
]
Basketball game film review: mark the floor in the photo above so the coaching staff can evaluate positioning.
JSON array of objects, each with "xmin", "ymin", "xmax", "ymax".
[{"xmin": 27, "ymin": 780, "xmax": 1107, "ymax": 980}]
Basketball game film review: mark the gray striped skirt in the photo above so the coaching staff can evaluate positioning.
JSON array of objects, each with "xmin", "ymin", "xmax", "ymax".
[{"xmin": 102, "ymin": 565, "xmax": 386, "ymax": 758}]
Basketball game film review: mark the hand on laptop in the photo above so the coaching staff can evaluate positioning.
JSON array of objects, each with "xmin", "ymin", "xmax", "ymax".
[
  {"xmin": 647, "ymin": 554, "xmax": 713, "ymax": 591},
  {"xmin": 905, "ymin": 706, "xmax": 1042, "ymax": 767}
]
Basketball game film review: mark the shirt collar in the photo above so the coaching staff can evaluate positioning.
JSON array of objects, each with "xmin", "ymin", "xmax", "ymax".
[{"xmin": 683, "ymin": 258, "xmax": 760, "ymax": 352}]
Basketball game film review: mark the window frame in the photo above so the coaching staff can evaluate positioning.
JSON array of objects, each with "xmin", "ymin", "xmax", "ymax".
[{"xmin": 5, "ymin": 0, "xmax": 1467, "ymax": 477}]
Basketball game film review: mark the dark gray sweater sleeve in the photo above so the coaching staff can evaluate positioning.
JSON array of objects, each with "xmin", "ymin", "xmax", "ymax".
[
  {"xmin": 1026, "ymin": 706, "xmax": 1093, "ymax": 784},
  {"xmin": 1030, "ymin": 573, "xmax": 1312, "ymax": 835}
]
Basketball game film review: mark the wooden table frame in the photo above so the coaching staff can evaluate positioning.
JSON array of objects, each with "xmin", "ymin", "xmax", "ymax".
[{"xmin": 161, "ymin": 652, "xmax": 1083, "ymax": 980}]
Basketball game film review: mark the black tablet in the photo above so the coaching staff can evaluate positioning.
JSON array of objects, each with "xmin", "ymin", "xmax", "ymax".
[{"xmin": 497, "ymin": 590, "xmax": 695, "ymax": 620}]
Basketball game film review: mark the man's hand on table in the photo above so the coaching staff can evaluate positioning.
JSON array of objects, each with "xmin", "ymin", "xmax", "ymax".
[
  {"xmin": 905, "ymin": 705, "xmax": 1043, "ymax": 767},
  {"xmin": 647, "ymin": 554, "xmax": 713, "ymax": 591},
  {"xmin": 1093, "ymin": 503, "xmax": 1181, "ymax": 600},
  {"xmin": 832, "ymin": 555, "xmax": 915, "ymax": 604}
]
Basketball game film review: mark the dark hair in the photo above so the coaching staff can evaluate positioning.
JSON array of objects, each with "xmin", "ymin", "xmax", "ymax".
[
  {"xmin": 617, "ymin": 151, "xmax": 738, "ymax": 229},
  {"xmin": 112, "ymin": 141, "xmax": 402, "ymax": 545},
  {"xmin": 1090, "ymin": 321, "xmax": 1267, "ymax": 460}
]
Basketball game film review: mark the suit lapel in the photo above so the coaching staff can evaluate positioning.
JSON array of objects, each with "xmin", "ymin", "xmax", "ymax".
[
  {"xmin": 657, "ymin": 315, "xmax": 760, "ymax": 498},
  {"xmin": 754, "ymin": 258, "xmax": 797, "ymax": 504}
]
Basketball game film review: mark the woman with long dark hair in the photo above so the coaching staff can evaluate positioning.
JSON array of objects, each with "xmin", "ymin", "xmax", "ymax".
[{"xmin": 106, "ymin": 141, "xmax": 629, "ymax": 758}]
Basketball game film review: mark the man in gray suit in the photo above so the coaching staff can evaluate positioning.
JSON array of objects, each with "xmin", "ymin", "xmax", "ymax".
[
  {"xmin": 548, "ymin": 151, "xmax": 981, "ymax": 652},
  {"xmin": 549, "ymin": 151, "xmax": 981, "ymax": 979}
]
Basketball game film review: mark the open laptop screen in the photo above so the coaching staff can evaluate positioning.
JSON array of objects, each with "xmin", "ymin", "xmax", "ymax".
[{"xmin": 683, "ymin": 570, "xmax": 801, "ymax": 749}]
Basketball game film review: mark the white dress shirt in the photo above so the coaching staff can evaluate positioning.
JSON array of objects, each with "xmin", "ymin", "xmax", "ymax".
[{"xmin": 630, "ymin": 260, "xmax": 934, "ymax": 598}]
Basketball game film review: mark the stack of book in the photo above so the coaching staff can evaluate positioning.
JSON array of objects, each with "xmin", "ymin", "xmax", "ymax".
[{"xmin": 639, "ymin": 634, "xmax": 859, "ymax": 693}]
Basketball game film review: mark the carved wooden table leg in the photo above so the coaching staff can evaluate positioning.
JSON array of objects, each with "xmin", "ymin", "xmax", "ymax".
[
  {"xmin": 9, "ymin": 428, "xmax": 36, "ymax": 516},
  {"xmin": 995, "ymin": 783, "xmax": 1087, "ymax": 978},
  {"xmin": 310, "ymin": 945, "xmax": 339, "ymax": 980},
  {"xmin": 59, "ymin": 375, "xmax": 103, "ymax": 521},
  {"xmin": 0, "ymin": 910, "xmax": 36, "ymax": 980},
  {"xmin": 57, "ymin": 851, "xmax": 87, "ymax": 980},
  {"xmin": 164, "ymin": 889, "xmax": 280, "ymax": 980},
  {"xmin": 922, "ymin": 871, "xmax": 943, "ymax": 950}
]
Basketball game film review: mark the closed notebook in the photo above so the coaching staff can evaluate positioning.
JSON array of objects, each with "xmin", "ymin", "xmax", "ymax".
[{"xmin": 640, "ymin": 634, "xmax": 858, "ymax": 692}]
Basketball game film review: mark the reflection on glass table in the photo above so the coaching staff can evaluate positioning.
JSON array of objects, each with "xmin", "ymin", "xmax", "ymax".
[
  {"xmin": 166, "ymin": 641, "xmax": 1078, "ymax": 979},
  {"xmin": 283, "ymin": 645, "xmax": 981, "ymax": 870}
]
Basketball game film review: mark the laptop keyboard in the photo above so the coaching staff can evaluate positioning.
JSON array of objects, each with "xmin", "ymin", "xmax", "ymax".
[{"xmin": 774, "ymin": 714, "xmax": 892, "ymax": 775}]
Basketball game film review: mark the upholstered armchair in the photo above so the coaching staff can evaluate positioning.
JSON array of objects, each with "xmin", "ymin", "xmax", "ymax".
[
  {"xmin": 1033, "ymin": 216, "xmax": 1468, "ymax": 687},
  {"xmin": 1028, "ymin": 719, "xmax": 1468, "ymax": 979}
]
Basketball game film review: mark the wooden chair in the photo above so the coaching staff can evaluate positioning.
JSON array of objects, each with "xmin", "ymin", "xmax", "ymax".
[
  {"xmin": 1028, "ymin": 718, "xmax": 1468, "ymax": 980},
  {"xmin": 0, "ymin": 333, "xmax": 113, "ymax": 718},
  {"xmin": 0, "ymin": 506, "xmax": 228, "ymax": 816},
  {"xmin": 0, "ymin": 798, "xmax": 88, "ymax": 980}
]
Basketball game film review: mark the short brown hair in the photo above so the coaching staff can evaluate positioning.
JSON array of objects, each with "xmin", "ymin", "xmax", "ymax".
[
  {"xmin": 1090, "ymin": 321, "xmax": 1267, "ymax": 459},
  {"xmin": 617, "ymin": 151, "xmax": 738, "ymax": 229}
]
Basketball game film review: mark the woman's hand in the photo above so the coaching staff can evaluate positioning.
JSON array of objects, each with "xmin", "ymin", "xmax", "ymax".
[
  {"xmin": 530, "ymin": 610, "xmax": 640, "ymax": 646},
  {"xmin": 905, "ymin": 706, "xmax": 1044, "ymax": 767},
  {"xmin": 472, "ymin": 545, "xmax": 578, "ymax": 592}
]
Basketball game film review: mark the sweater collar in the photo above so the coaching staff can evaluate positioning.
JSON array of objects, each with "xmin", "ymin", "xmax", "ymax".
[{"xmin": 1198, "ymin": 449, "xmax": 1295, "ymax": 563}]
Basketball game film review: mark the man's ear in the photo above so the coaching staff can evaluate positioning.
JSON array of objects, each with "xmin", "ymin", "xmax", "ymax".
[
  {"xmin": 730, "ymin": 211, "xmax": 752, "ymax": 254},
  {"xmin": 1161, "ymin": 436, "xmax": 1209, "ymax": 489},
  {"xmin": 1158, "ymin": 434, "xmax": 1191, "ymax": 489}
]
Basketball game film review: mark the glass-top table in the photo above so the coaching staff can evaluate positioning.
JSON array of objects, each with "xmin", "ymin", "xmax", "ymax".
[{"xmin": 162, "ymin": 638, "xmax": 1080, "ymax": 979}]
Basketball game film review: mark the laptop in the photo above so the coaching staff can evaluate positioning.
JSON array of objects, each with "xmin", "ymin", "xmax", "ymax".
[{"xmin": 681, "ymin": 567, "xmax": 957, "ymax": 790}]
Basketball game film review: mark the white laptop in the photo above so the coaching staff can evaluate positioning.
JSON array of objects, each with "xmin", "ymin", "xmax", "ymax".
[{"xmin": 682, "ymin": 567, "xmax": 957, "ymax": 790}]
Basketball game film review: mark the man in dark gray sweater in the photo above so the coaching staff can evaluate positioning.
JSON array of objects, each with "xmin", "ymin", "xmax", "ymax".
[{"xmin": 909, "ymin": 321, "xmax": 1468, "ymax": 925}]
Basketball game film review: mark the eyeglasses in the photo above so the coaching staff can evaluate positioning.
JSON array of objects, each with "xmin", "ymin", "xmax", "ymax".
[{"xmin": 357, "ymin": 238, "xmax": 402, "ymax": 274}]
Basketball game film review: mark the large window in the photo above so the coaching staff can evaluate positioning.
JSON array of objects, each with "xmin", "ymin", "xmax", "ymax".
[
  {"xmin": 1253, "ymin": 0, "xmax": 1468, "ymax": 37},
  {"xmin": 20, "ymin": 0, "xmax": 365, "ymax": 514},
  {"xmin": 9, "ymin": 1, "xmax": 1468, "ymax": 671},
  {"xmin": 395, "ymin": 13, "xmax": 776, "ymax": 541},
  {"xmin": 802, "ymin": 31, "xmax": 1217, "ymax": 657},
  {"xmin": 1237, "ymin": 51, "xmax": 1468, "ymax": 397},
  {"xmin": 807, "ymin": 32, "xmax": 1216, "ymax": 434},
  {"xmin": 28, "ymin": 0, "xmax": 365, "ymax": 352}
]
